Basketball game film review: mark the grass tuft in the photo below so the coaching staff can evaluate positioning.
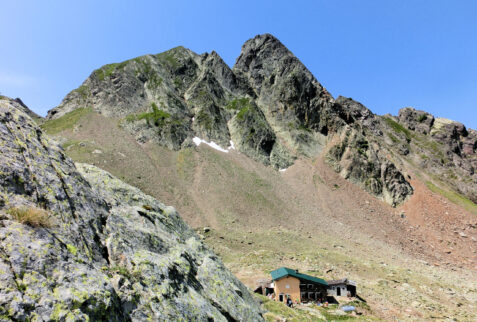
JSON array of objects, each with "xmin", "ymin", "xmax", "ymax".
[{"xmin": 7, "ymin": 206, "xmax": 51, "ymax": 227}]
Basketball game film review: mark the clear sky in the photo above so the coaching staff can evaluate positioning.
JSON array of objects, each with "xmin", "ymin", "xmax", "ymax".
[{"xmin": 1, "ymin": 0, "xmax": 476, "ymax": 129}]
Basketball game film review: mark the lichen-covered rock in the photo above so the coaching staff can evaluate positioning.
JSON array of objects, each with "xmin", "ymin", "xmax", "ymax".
[
  {"xmin": 0, "ymin": 97, "xmax": 263, "ymax": 321},
  {"xmin": 9, "ymin": 97, "xmax": 42, "ymax": 121},
  {"xmin": 78, "ymin": 164, "xmax": 263, "ymax": 321}
]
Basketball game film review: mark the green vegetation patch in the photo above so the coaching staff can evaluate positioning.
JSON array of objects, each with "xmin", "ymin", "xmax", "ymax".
[
  {"xmin": 226, "ymin": 97, "xmax": 250, "ymax": 110},
  {"xmin": 126, "ymin": 103, "xmax": 171, "ymax": 127},
  {"xmin": 298, "ymin": 124, "xmax": 312, "ymax": 132},
  {"xmin": 61, "ymin": 140, "xmax": 97, "ymax": 161},
  {"xmin": 173, "ymin": 77, "xmax": 181, "ymax": 88},
  {"xmin": 236, "ymin": 105, "xmax": 250, "ymax": 120},
  {"xmin": 384, "ymin": 117, "xmax": 412, "ymax": 141},
  {"xmin": 387, "ymin": 133, "xmax": 399, "ymax": 143},
  {"xmin": 418, "ymin": 114, "xmax": 428, "ymax": 123},
  {"xmin": 426, "ymin": 181, "xmax": 477, "ymax": 215},
  {"xmin": 74, "ymin": 85, "xmax": 90, "ymax": 100},
  {"xmin": 156, "ymin": 49, "xmax": 181, "ymax": 69},
  {"xmin": 413, "ymin": 134, "xmax": 445, "ymax": 160},
  {"xmin": 258, "ymin": 294, "xmax": 374, "ymax": 321},
  {"xmin": 196, "ymin": 109, "xmax": 214, "ymax": 130},
  {"xmin": 41, "ymin": 107, "xmax": 93, "ymax": 135},
  {"xmin": 355, "ymin": 138, "xmax": 369, "ymax": 157},
  {"xmin": 226, "ymin": 98, "xmax": 253, "ymax": 121},
  {"xmin": 259, "ymin": 294, "xmax": 313, "ymax": 321},
  {"xmin": 95, "ymin": 61, "xmax": 129, "ymax": 81},
  {"xmin": 133, "ymin": 57, "xmax": 163, "ymax": 90}
]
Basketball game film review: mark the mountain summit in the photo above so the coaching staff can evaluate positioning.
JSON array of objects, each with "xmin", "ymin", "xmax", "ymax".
[{"xmin": 52, "ymin": 33, "xmax": 477, "ymax": 206}]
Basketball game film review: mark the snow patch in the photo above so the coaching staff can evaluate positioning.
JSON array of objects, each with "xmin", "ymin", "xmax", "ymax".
[
  {"xmin": 193, "ymin": 137, "xmax": 229, "ymax": 153},
  {"xmin": 192, "ymin": 137, "xmax": 202, "ymax": 146},
  {"xmin": 228, "ymin": 140, "xmax": 235, "ymax": 150}
]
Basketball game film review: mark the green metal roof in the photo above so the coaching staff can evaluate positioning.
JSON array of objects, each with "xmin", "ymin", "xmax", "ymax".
[{"xmin": 270, "ymin": 267, "xmax": 328, "ymax": 286}]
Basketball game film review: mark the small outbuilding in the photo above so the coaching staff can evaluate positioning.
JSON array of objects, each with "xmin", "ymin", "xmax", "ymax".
[
  {"xmin": 327, "ymin": 278, "xmax": 356, "ymax": 297},
  {"xmin": 270, "ymin": 267, "xmax": 328, "ymax": 304},
  {"xmin": 254, "ymin": 279, "xmax": 275, "ymax": 296}
]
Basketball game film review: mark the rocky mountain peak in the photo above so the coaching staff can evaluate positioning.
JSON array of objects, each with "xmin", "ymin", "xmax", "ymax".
[
  {"xmin": 199, "ymin": 50, "xmax": 245, "ymax": 95},
  {"xmin": 234, "ymin": 33, "xmax": 291, "ymax": 74},
  {"xmin": 44, "ymin": 34, "xmax": 420, "ymax": 206},
  {"xmin": 234, "ymin": 34, "xmax": 332, "ymax": 103}
]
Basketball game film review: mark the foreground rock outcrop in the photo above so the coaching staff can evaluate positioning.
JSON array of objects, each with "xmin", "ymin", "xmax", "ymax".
[{"xmin": 0, "ymin": 97, "xmax": 262, "ymax": 320}]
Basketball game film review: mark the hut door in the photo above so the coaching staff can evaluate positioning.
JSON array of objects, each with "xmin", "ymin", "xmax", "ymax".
[
  {"xmin": 337, "ymin": 287, "xmax": 341, "ymax": 296},
  {"xmin": 279, "ymin": 294, "xmax": 284, "ymax": 302}
]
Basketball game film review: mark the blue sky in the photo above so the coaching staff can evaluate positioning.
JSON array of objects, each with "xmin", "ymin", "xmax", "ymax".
[{"xmin": 1, "ymin": 0, "xmax": 476, "ymax": 129}]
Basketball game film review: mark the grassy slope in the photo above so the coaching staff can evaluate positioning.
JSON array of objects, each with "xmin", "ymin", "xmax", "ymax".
[
  {"xmin": 41, "ymin": 111, "xmax": 477, "ymax": 321},
  {"xmin": 256, "ymin": 294, "xmax": 379, "ymax": 321},
  {"xmin": 426, "ymin": 181, "xmax": 477, "ymax": 215},
  {"xmin": 40, "ymin": 107, "xmax": 92, "ymax": 134}
]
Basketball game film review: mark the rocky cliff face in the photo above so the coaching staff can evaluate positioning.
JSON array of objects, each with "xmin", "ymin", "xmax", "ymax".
[
  {"xmin": 395, "ymin": 107, "xmax": 477, "ymax": 202},
  {"xmin": 45, "ymin": 34, "xmax": 477, "ymax": 207},
  {"xmin": 0, "ymin": 97, "xmax": 262, "ymax": 321}
]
